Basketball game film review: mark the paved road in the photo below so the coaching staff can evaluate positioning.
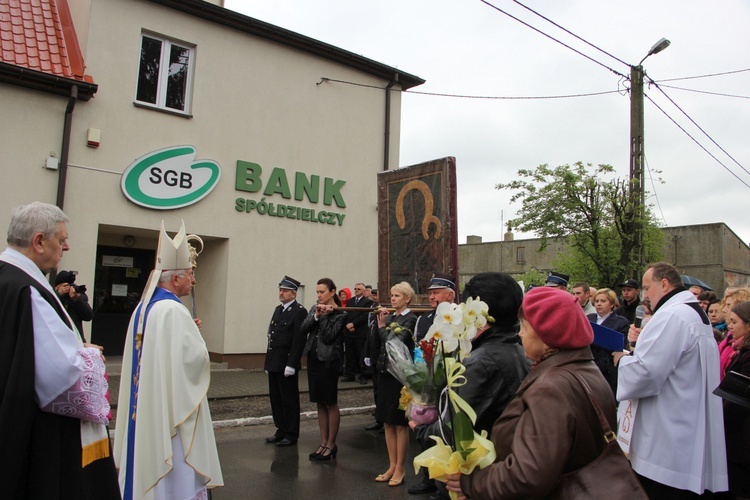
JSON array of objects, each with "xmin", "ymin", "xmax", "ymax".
[{"xmin": 212, "ymin": 413, "xmax": 435, "ymax": 500}]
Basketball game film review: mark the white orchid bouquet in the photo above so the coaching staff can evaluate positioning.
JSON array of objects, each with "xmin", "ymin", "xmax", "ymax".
[{"xmin": 410, "ymin": 297, "xmax": 498, "ymax": 500}]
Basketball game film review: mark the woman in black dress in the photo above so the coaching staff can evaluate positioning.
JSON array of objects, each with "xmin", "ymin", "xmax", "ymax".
[
  {"xmin": 373, "ymin": 282, "xmax": 417, "ymax": 487},
  {"xmin": 301, "ymin": 278, "xmax": 348, "ymax": 461}
]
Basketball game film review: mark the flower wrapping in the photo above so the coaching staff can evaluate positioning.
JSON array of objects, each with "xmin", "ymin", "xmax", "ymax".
[{"xmin": 386, "ymin": 337, "xmax": 444, "ymax": 425}]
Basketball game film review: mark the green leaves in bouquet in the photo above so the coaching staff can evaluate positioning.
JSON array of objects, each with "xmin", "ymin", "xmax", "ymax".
[
  {"xmin": 451, "ymin": 410, "xmax": 476, "ymax": 459},
  {"xmin": 402, "ymin": 362, "xmax": 427, "ymax": 394}
]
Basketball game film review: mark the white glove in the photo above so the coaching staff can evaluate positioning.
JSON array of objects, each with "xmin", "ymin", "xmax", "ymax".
[
  {"xmin": 364, "ymin": 357, "xmax": 371, "ymax": 367},
  {"xmin": 284, "ymin": 366, "xmax": 296, "ymax": 377}
]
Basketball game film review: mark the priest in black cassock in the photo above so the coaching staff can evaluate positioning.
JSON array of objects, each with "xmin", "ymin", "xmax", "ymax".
[{"xmin": 0, "ymin": 201, "xmax": 120, "ymax": 499}]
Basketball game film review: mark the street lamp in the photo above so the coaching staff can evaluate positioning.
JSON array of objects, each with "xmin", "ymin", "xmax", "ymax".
[{"xmin": 629, "ymin": 37, "xmax": 670, "ymax": 277}]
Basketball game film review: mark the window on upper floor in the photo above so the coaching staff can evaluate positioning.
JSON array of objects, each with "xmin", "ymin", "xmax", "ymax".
[{"xmin": 135, "ymin": 33, "xmax": 195, "ymax": 115}]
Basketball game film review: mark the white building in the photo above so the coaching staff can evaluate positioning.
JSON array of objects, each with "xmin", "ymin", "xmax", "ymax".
[{"xmin": 0, "ymin": 0, "xmax": 424, "ymax": 367}]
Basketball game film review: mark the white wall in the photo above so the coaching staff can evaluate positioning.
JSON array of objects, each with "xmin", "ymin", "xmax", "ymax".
[{"xmin": 0, "ymin": 0, "xmax": 406, "ymax": 357}]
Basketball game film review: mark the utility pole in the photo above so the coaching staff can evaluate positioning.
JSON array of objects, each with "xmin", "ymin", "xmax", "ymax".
[
  {"xmin": 629, "ymin": 37, "xmax": 670, "ymax": 278},
  {"xmin": 629, "ymin": 64, "xmax": 645, "ymax": 277}
]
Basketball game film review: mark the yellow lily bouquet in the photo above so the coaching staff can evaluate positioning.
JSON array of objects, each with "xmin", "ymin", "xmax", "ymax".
[{"xmin": 411, "ymin": 298, "xmax": 498, "ymax": 499}]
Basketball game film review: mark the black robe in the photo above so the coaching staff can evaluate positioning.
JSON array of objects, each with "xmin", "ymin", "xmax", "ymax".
[{"xmin": 0, "ymin": 261, "xmax": 120, "ymax": 499}]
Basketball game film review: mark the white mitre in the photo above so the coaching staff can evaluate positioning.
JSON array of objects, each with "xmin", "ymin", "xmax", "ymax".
[
  {"xmin": 136, "ymin": 221, "xmax": 203, "ymax": 335},
  {"xmin": 156, "ymin": 220, "xmax": 191, "ymax": 271}
]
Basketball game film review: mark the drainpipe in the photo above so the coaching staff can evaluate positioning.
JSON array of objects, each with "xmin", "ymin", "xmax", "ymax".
[
  {"xmin": 56, "ymin": 84, "xmax": 78, "ymax": 210},
  {"xmin": 383, "ymin": 74, "xmax": 398, "ymax": 171}
]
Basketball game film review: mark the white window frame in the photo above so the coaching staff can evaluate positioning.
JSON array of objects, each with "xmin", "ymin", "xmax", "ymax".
[{"xmin": 134, "ymin": 32, "xmax": 195, "ymax": 116}]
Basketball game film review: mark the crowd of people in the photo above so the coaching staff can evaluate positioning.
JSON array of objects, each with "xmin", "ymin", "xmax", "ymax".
[{"xmin": 2, "ymin": 200, "xmax": 749, "ymax": 499}]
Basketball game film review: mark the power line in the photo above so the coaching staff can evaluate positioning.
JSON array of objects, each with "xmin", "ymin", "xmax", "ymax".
[
  {"xmin": 405, "ymin": 88, "xmax": 621, "ymax": 100},
  {"xmin": 318, "ymin": 77, "xmax": 621, "ymax": 100},
  {"xmin": 508, "ymin": 0, "xmax": 630, "ymax": 68},
  {"xmin": 655, "ymin": 84, "xmax": 750, "ymax": 100},
  {"xmin": 655, "ymin": 68, "xmax": 750, "ymax": 83},
  {"xmin": 478, "ymin": 0, "xmax": 627, "ymax": 79},
  {"xmin": 644, "ymin": 93, "xmax": 750, "ymax": 189},
  {"xmin": 647, "ymin": 77, "xmax": 750, "ymax": 178}
]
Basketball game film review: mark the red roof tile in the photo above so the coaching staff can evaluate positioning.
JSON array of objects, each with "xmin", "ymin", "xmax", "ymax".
[{"xmin": 0, "ymin": 0, "xmax": 93, "ymax": 83}]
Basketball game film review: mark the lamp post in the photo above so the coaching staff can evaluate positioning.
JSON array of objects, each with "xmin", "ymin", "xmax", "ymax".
[{"xmin": 629, "ymin": 37, "xmax": 670, "ymax": 277}]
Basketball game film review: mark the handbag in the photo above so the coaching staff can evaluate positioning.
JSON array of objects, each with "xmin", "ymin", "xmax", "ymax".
[{"xmin": 549, "ymin": 369, "xmax": 648, "ymax": 499}]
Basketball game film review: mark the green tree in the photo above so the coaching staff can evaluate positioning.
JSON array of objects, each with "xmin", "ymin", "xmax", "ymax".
[
  {"xmin": 498, "ymin": 162, "xmax": 663, "ymax": 287},
  {"xmin": 513, "ymin": 268, "xmax": 548, "ymax": 291}
]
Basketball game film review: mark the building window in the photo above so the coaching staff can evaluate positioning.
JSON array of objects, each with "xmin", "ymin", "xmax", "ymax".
[
  {"xmin": 516, "ymin": 246, "xmax": 526, "ymax": 263},
  {"xmin": 135, "ymin": 33, "xmax": 194, "ymax": 115}
]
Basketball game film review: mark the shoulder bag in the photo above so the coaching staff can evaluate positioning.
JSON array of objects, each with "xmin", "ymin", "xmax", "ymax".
[{"xmin": 549, "ymin": 369, "xmax": 648, "ymax": 499}]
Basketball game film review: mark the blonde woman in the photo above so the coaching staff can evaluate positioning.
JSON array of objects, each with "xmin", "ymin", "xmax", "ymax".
[
  {"xmin": 587, "ymin": 288, "xmax": 629, "ymax": 396},
  {"xmin": 372, "ymin": 282, "xmax": 417, "ymax": 487}
]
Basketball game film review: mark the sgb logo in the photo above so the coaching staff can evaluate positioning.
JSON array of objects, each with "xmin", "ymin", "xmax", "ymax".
[{"xmin": 121, "ymin": 146, "xmax": 221, "ymax": 210}]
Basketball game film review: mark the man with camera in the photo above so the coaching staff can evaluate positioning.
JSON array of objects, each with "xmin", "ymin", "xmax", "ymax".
[{"xmin": 54, "ymin": 270, "xmax": 93, "ymax": 341}]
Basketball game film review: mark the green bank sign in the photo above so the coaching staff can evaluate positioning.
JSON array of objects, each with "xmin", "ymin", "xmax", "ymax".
[
  {"xmin": 121, "ymin": 146, "xmax": 221, "ymax": 210},
  {"xmin": 234, "ymin": 161, "xmax": 347, "ymax": 226}
]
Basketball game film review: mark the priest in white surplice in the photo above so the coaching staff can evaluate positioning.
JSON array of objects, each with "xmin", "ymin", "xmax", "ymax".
[{"xmin": 114, "ymin": 222, "xmax": 222, "ymax": 500}]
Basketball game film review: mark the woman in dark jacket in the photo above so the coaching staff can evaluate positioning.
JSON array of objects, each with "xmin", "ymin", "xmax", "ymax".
[
  {"xmin": 723, "ymin": 301, "xmax": 750, "ymax": 497},
  {"xmin": 412, "ymin": 272, "xmax": 530, "ymax": 500},
  {"xmin": 587, "ymin": 287, "xmax": 630, "ymax": 397},
  {"xmin": 372, "ymin": 282, "xmax": 417, "ymax": 487},
  {"xmin": 301, "ymin": 278, "xmax": 348, "ymax": 461},
  {"xmin": 447, "ymin": 287, "xmax": 617, "ymax": 498}
]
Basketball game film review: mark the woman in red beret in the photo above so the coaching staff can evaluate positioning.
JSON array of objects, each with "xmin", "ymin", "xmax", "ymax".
[{"xmin": 446, "ymin": 287, "xmax": 620, "ymax": 498}]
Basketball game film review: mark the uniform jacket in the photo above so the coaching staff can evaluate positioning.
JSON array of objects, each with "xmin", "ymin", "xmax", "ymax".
[
  {"xmin": 618, "ymin": 288, "xmax": 728, "ymax": 493},
  {"xmin": 264, "ymin": 300, "xmax": 308, "ymax": 372},
  {"xmin": 374, "ymin": 311, "xmax": 417, "ymax": 374},
  {"xmin": 461, "ymin": 348, "xmax": 617, "ymax": 499},
  {"xmin": 414, "ymin": 310, "xmax": 435, "ymax": 342},
  {"xmin": 302, "ymin": 308, "xmax": 348, "ymax": 363},
  {"xmin": 345, "ymin": 295, "xmax": 373, "ymax": 339}
]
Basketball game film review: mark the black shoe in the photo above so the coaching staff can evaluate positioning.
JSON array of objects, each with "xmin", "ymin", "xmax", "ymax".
[
  {"xmin": 309, "ymin": 445, "xmax": 326, "ymax": 459},
  {"xmin": 276, "ymin": 438, "xmax": 297, "ymax": 447},
  {"xmin": 408, "ymin": 481, "xmax": 438, "ymax": 495},
  {"xmin": 359, "ymin": 377, "xmax": 368, "ymax": 385},
  {"xmin": 265, "ymin": 435, "xmax": 282, "ymax": 444},
  {"xmin": 312, "ymin": 445, "xmax": 337, "ymax": 461},
  {"xmin": 340, "ymin": 376, "xmax": 355, "ymax": 382},
  {"xmin": 364, "ymin": 422, "xmax": 383, "ymax": 431}
]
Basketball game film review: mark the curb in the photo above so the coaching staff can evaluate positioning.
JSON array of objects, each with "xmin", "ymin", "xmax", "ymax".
[
  {"xmin": 108, "ymin": 405, "xmax": 376, "ymax": 438},
  {"xmin": 212, "ymin": 404, "xmax": 376, "ymax": 429}
]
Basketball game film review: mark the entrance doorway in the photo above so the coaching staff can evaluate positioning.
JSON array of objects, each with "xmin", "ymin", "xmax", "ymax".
[{"xmin": 91, "ymin": 245, "xmax": 154, "ymax": 356}]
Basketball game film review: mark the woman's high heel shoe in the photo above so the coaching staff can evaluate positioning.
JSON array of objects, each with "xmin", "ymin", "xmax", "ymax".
[
  {"xmin": 312, "ymin": 445, "xmax": 337, "ymax": 461},
  {"xmin": 308, "ymin": 445, "xmax": 326, "ymax": 459},
  {"xmin": 375, "ymin": 471, "xmax": 394, "ymax": 482}
]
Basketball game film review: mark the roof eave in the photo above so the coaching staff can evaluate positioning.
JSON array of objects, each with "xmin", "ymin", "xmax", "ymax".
[
  {"xmin": 0, "ymin": 62, "xmax": 98, "ymax": 101},
  {"xmin": 146, "ymin": 0, "xmax": 426, "ymax": 90}
]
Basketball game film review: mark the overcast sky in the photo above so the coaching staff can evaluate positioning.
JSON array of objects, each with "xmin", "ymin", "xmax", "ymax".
[{"xmin": 225, "ymin": 0, "xmax": 750, "ymax": 245}]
